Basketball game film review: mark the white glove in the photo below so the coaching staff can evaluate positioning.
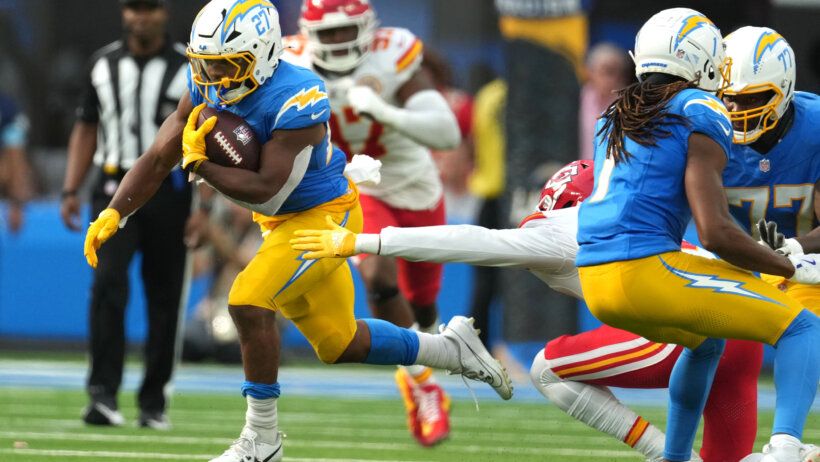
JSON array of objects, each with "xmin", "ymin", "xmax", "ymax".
[
  {"xmin": 787, "ymin": 254, "xmax": 820, "ymax": 284},
  {"xmin": 347, "ymin": 85, "xmax": 392, "ymax": 123},
  {"xmin": 344, "ymin": 154, "xmax": 382, "ymax": 186},
  {"xmin": 778, "ymin": 238, "xmax": 804, "ymax": 256}
]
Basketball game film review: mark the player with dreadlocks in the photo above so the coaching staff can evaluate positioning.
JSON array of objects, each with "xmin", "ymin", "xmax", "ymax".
[{"xmin": 575, "ymin": 8, "xmax": 820, "ymax": 462}]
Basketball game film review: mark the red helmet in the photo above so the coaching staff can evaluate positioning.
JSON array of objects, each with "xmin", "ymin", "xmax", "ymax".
[
  {"xmin": 537, "ymin": 160, "xmax": 595, "ymax": 211},
  {"xmin": 299, "ymin": 0, "xmax": 377, "ymax": 72}
]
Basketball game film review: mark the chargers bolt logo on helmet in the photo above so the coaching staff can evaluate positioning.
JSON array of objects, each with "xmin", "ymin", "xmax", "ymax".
[
  {"xmin": 721, "ymin": 26, "xmax": 795, "ymax": 144},
  {"xmin": 187, "ymin": 0, "xmax": 284, "ymax": 106},
  {"xmin": 631, "ymin": 8, "xmax": 731, "ymax": 93}
]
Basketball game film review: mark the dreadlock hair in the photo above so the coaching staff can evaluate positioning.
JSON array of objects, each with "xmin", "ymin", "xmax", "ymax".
[{"xmin": 597, "ymin": 73, "xmax": 699, "ymax": 165}]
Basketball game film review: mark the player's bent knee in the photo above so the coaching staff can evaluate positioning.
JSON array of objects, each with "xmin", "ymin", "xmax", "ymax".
[
  {"xmin": 530, "ymin": 349, "xmax": 563, "ymax": 389},
  {"xmin": 314, "ymin": 337, "xmax": 346, "ymax": 364},
  {"xmin": 312, "ymin": 328, "xmax": 358, "ymax": 364}
]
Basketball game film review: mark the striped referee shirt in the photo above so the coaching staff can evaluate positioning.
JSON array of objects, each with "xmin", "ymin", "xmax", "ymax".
[{"xmin": 77, "ymin": 38, "xmax": 189, "ymax": 173}]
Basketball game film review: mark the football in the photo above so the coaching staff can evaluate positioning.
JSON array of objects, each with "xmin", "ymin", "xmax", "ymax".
[{"xmin": 197, "ymin": 107, "xmax": 261, "ymax": 171}]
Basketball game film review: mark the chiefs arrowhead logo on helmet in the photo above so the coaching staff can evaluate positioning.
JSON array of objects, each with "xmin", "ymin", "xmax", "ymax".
[{"xmin": 537, "ymin": 160, "xmax": 595, "ymax": 212}]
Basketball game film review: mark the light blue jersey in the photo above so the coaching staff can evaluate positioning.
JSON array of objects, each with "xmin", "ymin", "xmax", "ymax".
[
  {"xmin": 188, "ymin": 60, "xmax": 349, "ymax": 214},
  {"xmin": 723, "ymin": 92, "xmax": 820, "ymax": 238},
  {"xmin": 576, "ymin": 88, "xmax": 733, "ymax": 266}
]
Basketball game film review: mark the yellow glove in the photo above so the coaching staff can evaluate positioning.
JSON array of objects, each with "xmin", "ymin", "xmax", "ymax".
[
  {"xmin": 290, "ymin": 216, "xmax": 357, "ymax": 259},
  {"xmin": 181, "ymin": 103, "xmax": 217, "ymax": 174},
  {"xmin": 84, "ymin": 208, "xmax": 121, "ymax": 268}
]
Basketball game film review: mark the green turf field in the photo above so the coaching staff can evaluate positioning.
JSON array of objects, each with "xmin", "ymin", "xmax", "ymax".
[{"xmin": 1, "ymin": 387, "xmax": 819, "ymax": 461}]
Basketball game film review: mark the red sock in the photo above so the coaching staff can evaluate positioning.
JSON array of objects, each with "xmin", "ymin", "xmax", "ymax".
[{"xmin": 700, "ymin": 339, "xmax": 763, "ymax": 462}]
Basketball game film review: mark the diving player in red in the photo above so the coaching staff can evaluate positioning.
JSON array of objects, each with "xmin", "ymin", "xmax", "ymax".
[{"xmin": 281, "ymin": 0, "xmax": 462, "ymax": 447}]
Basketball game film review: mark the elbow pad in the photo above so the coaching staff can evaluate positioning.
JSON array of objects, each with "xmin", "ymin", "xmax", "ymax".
[{"xmin": 381, "ymin": 89, "xmax": 461, "ymax": 150}]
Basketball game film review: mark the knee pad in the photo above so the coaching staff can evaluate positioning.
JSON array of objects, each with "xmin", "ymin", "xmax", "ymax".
[
  {"xmin": 530, "ymin": 349, "xmax": 563, "ymax": 389},
  {"xmin": 367, "ymin": 285, "xmax": 400, "ymax": 303},
  {"xmin": 531, "ymin": 348, "xmax": 603, "ymax": 413}
]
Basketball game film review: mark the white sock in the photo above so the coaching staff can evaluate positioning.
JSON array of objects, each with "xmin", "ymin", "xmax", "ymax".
[
  {"xmin": 403, "ymin": 323, "xmax": 438, "ymax": 381},
  {"xmin": 414, "ymin": 331, "xmax": 460, "ymax": 371},
  {"xmin": 530, "ymin": 350, "xmax": 665, "ymax": 459},
  {"xmin": 246, "ymin": 396, "xmax": 279, "ymax": 445},
  {"xmin": 770, "ymin": 434, "xmax": 801, "ymax": 447}
]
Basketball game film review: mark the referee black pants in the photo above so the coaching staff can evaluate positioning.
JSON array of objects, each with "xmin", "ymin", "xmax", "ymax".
[{"xmin": 87, "ymin": 168, "xmax": 192, "ymax": 414}]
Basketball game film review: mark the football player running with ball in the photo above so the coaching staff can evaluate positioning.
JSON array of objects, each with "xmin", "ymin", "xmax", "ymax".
[
  {"xmin": 82, "ymin": 2, "xmax": 511, "ymax": 461},
  {"xmin": 281, "ymin": 0, "xmax": 462, "ymax": 447},
  {"xmin": 574, "ymin": 8, "xmax": 820, "ymax": 462}
]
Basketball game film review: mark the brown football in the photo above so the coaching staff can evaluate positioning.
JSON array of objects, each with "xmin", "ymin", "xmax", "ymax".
[{"xmin": 197, "ymin": 107, "xmax": 261, "ymax": 171}]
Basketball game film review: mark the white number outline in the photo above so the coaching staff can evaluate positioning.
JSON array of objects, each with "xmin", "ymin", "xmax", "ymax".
[{"xmin": 724, "ymin": 184, "xmax": 815, "ymax": 236}]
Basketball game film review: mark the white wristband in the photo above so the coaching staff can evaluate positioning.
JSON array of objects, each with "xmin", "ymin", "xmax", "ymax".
[{"xmin": 355, "ymin": 233, "xmax": 381, "ymax": 255}]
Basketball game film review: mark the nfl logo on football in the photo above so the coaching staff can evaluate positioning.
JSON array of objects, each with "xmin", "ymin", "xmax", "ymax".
[
  {"xmin": 233, "ymin": 125, "xmax": 253, "ymax": 146},
  {"xmin": 759, "ymin": 158, "xmax": 770, "ymax": 172}
]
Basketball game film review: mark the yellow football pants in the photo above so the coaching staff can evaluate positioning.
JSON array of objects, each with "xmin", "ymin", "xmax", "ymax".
[
  {"xmin": 579, "ymin": 251, "xmax": 803, "ymax": 350},
  {"xmin": 229, "ymin": 188, "xmax": 363, "ymax": 364},
  {"xmin": 761, "ymin": 274, "xmax": 820, "ymax": 316}
]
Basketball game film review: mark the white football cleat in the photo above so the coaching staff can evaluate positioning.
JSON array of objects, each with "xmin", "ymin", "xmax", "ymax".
[
  {"xmin": 746, "ymin": 440, "xmax": 803, "ymax": 462},
  {"xmin": 802, "ymin": 444, "xmax": 820, "ymax": 462},
  {"xmin": 210, "ymin": 427, "xmax": 282, "ymax": 462},
  {"xmin": 440, "ymin": 316, "xmax": 513, "ymax": 400}
]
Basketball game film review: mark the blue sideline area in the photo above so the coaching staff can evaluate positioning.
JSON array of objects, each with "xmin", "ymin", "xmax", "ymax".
[
  {"xmin": 0, "ymin": 201, "xmax": 474, "ymax": 351},
  {"xmin": 0, "ymin": 201, "xmax": 778, "ymax": 369}
]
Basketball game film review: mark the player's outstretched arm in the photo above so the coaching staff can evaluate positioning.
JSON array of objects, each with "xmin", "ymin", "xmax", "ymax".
[
  {"xmin": 84, "ymin": 93, "xmax": 194, "ymax": 267},
  {"xmin": 291, "ymin": 218, "xmax": 573, "ymax": 271},
  {"xmin": 685, "ymin": 132, "xmax": 795, "ymax": 277},
  {"xmin": 108, "ymin": 92, "xmax": 194, "ymax": 217}
]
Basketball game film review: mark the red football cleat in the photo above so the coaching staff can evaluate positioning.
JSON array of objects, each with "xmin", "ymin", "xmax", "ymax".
[
  {"xmin": 395, "ymin": 368, "xmax": 422, "ymax": 444},
  {"xmin": 415, "ymin": 381, "xmax": 451, "ymax": 447}
]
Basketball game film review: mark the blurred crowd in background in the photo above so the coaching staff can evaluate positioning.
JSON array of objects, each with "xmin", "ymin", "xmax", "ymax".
[{"xmin": 1, "ymin": 0, "xmax": 818, "ymax": 364}]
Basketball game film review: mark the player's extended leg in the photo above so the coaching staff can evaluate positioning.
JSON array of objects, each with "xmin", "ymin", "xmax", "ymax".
[
  {"xmin": 533, "ymin": 326, "xmax": 762, "ymax": 461},
  {"xmin": 580, "ymin": 251, "xmax": 820, "ymax": 461},
  {"xmin": 531, "ymin": 326, "xmax": 685, "ymax": 460}
]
